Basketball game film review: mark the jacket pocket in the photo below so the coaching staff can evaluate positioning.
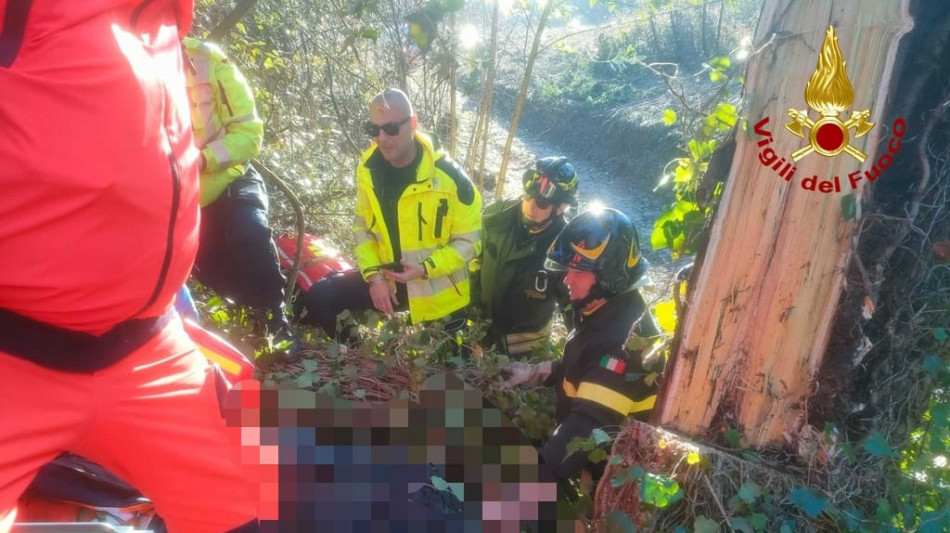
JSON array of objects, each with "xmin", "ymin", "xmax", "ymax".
[{"xmin": 434, "ymin": 199, "xmax": 449, "ymax": 239}]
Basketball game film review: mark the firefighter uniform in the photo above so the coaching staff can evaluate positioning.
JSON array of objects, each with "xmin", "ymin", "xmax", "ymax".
[{"xmin": 540, "ymin": 289, "xmax": 660, "ymax": 478}]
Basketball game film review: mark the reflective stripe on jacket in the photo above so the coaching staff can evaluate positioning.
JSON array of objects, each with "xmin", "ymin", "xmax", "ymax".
[
  {"xmin": 353, "ymin": 133, "xmax": 482, "ymax": 323},
  {"xmin": 547, "ymin": 290, "xmax": 661, "ymax": 423},
  {"xmin": 183, "ymin": 37, "xmax": 263, "ymax": 206}
]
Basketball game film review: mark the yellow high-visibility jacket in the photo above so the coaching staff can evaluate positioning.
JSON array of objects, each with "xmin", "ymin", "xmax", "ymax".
[
  {"xmin": 353, "ymin": 133, "xmax": 482, "ymax": 323},
  {"xmin": 183, "ymin": 38, "xmax": 263, "ymax": 206}
]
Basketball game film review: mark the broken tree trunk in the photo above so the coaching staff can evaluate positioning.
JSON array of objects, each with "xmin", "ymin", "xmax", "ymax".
[{"xmin": 655, "ymin": 0, "xmax": 914, "ymax": 447}]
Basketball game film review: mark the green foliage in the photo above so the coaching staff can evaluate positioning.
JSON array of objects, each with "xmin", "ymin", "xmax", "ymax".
[
  {"xmin": 604, "ymin": 510, "xmax": 638, "ymax": 533},
  {"xmin": 787, "ymin": 487, "xmax": 827, "ymax": 519},
  {"xmin": 640, "ymin": 472, "xmax": 683, "ymax": 508},
  {"xmin": 649, "ymin": 48, "xmax": 743, "ymax": 259},
  {"xmin": 692, "ymin": 516, "xmax": 719, "ymax": 533}
]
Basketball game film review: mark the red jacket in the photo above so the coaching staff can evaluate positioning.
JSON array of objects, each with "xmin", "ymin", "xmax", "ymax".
[{"xmin": 0, "ymin": 0, "xmax": 199, "ymax": 334}]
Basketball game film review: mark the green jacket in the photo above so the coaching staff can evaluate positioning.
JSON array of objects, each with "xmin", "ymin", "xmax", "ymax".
[
  {"xmin": 470, "ymin": 198, "xmax": 570, "ymax": 354},
  {"xmin": 183, "ymin": 38, "xmax": 264, "ymax": 206}
]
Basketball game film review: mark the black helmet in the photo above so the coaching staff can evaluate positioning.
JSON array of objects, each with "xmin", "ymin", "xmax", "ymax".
[
  {"xmin": 545, "ymin": 208, "xmax": 647, "ymax": 296},
  {"xmin": 522, "ymin": 156, "xmax": 578, "ymax": 208}
]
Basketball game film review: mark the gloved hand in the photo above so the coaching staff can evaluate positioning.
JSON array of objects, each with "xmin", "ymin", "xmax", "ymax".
[{"xmin": 502, "ymin": 361, "xmax": 553, "ymax": 387}]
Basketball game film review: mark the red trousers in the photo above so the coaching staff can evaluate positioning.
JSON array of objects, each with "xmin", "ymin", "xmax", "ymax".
[{"xmin": 0, "ymin": 315, "xmax": 258, "ymax": 533}]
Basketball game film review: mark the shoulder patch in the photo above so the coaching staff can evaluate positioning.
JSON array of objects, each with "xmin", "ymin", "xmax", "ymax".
[{"xmin": 435, "ymin": 156, "xmax": 476, "ymax": 206}]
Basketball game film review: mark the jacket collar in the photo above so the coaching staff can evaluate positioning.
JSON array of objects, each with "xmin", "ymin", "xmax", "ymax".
[{"xmin": 362, "ymin": 132, "xmax": 438, "ymax": 186}]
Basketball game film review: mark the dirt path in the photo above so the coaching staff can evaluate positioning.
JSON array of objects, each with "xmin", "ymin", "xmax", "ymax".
[{"xmin": 454, "ymin": 101, "xmax": 684, "ymax": 297}]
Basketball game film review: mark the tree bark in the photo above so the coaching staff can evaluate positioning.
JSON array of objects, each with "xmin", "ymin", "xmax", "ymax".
[
  {"xmin": 207, "ymin": 0, "xmax": 258, "ymax": 42},
  {"xmin": 654, "ymin": 0, "xmax": 914, "ymax": 447},
  {"xmin": 495, "ymin": 0, "xmax": 554, "ymax": 201}
]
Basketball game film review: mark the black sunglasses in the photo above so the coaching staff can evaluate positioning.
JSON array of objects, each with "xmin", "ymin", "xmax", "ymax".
[
  {"xmin": 524, "ymin": 192, "xmax": 553, "ymax": 210},
  {"xmin": 363, "ymin": 116, "xmax": 411, "ymax": 137}
]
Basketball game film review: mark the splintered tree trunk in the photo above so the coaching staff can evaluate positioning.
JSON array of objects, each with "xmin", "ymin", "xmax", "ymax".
[{"xmin": 655, "ymin": 0, "xmax": 913, "ymax": 447}]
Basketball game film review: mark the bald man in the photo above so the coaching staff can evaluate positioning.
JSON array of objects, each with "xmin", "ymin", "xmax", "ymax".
[{"xmin": 302, "ymin": 89, "xmax": 481, "ymax": 342}]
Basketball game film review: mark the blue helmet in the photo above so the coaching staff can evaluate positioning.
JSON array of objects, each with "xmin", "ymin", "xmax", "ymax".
[{"xmin": 545, "ymin": 208, "xmax": 647, "ymax": 296}]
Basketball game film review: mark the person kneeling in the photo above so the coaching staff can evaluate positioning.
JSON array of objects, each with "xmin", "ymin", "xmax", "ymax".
[{"xmin": 503, "ymin": 208, "xmax": 660, "ymax": 480}]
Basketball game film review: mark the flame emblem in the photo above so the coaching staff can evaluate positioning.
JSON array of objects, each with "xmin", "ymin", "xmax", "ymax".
[{"xmin": 785, "ymin": 26, "xmax": 874, "ymax": 162}]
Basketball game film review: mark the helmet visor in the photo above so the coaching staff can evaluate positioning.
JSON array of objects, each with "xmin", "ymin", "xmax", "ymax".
[{"xmin": 524, "ymin": 170, "xmax": 559, "ymax": 204}]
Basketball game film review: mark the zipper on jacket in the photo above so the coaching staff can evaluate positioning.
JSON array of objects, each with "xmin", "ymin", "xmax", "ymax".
[
  {"xmin": 218, "ymin": 80, "xmax": 234, "ymax": 115},
  {"xmin": 434, "ymin": 199, "xmax": 448, "ymax": 239},
  {"xmin": 417, "ymin": 202, "xmax": 426, "ymax": 241}
]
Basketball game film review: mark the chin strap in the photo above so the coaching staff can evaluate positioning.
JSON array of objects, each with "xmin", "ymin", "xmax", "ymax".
[
  {"xmin": 521, "ymin": 213, "xmax": 555, "ymax": 234},
  {"xmin": 570, "ymin": 284, "xmax": 607, "ymax": 314}
]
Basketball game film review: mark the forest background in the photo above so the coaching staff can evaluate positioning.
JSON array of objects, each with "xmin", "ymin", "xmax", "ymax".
[{"xmin": 188, "ymin": 0, "xmax": 950, "ymax": 531}]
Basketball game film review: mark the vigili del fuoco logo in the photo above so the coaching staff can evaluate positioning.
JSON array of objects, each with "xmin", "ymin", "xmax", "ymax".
[{"xmin": 753, "ymin": 25, "xmax": 906, "ymax": 194}]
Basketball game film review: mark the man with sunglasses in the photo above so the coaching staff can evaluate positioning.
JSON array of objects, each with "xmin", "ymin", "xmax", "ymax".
[
  {"xmin": 470, "ymin": 157, "xmax": 577, "ymax": 357},
  {"xmin": 305, "ymin": 88, "xmax": 481, "ymax": 341}
]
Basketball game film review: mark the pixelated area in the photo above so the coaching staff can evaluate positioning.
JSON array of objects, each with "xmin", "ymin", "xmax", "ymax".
[{"xmin": 224, "ymin": 373, "xmax": 579, "ymax": 532}]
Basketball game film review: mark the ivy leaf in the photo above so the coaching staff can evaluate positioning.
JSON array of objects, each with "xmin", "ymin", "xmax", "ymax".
[
  {"xmin": 604, "ymin": 510, "xmax": 638, "ymax": 533},
  {"xmin": 431, "ymin": 475, "xmax": 449, "ymax": 491},
  {"xmin": 609, "ymin": 454, "xmax": 624, "ymax": 465},
  {"xmin": 592, "ymin": 428, "xmax": 611, "ymax": 445},
  {"xmin": 918, "ymin": 511, "xmax": 946, "ymax": 533},
  {"xmin": 295, "ymin": 372, "xmax": 314, "ymax": 388},
  {"xmin": 730, "ymin": 516, "xmax": 754, "ymax": 533},
  {"xmin": 626, "ymin": 334, "xmax": 657, "ymax": 351},
  {"xmin": 930, "ymin": 402, "xmax": 949, "ymax": 429},
  {"xmin": 750, "ymin": 513, "xmax": 768, "ymax": 532},
  {"xmin": 360, "ymin": 28, "xmax": 379, "ymax": 42},
  {"xmin": 779, "ymin": 520, "xmax": 796, "ymax": 533},
  {"xmin": 738, "ymin": 481, "xmax": 763, "ymax": 503},
  {"xmin": 588, "ymin": 448, "xmax": 608, "ymax": 464},
  {"xmin": 713, "ymin": 103, "xmax": 737, "ymax": 127},
  {"xmin": 922, "ymin": 355, "xmax": 943, "ymax": 377},
  {"xmin": 662, "ymin": 109, "xmax": 677, "ymax": 126},
  {"xmin": 788, "ymin": 487, "xmax": 827, "ymax": 518},
  {"xmin": 317, "ymin": 380, "xmax": 340, "ymax": 397},
  {"xmin": 640, "ymin": 473, "xmax": 682, "ymax": 508},
  {"xmin": 840, "ymin": 194, "xmax": 857, "ymax": 221},
  {"xmin": 935, "ymin": 327, "xmax": 948, "ymax": 343},
  {"xmin": 875, "ymin": 499, "xmax": 892, "ymax": 523},
  {"xmin": 302, "ymin": 359, "xmax": 318, "ymax": 373},
  {"xmin": 566, "ymin": 436, "xmax": 594, "ymax": 455},
  {"xmin": 709, "ymin": 56, "xmax": 731, "ymax": 71},
  {"xmin": 862, "ymin": 432, "xmax": 899, "ymax": 458},
  {"xmin": 327, "ymin": 342, "xmax": 342, "ymax": 360},
  {"xmin": 693, "ymin": 516, "xmax": 719, "ymax": 533},
  {"xmin": 725, "ymin": 428, "xmax": 742, "ymax": 448}
]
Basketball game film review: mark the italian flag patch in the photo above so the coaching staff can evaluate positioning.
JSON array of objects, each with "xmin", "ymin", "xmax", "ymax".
[{"xmin": 599, "ymin": 356, "xmax": 627, "ymax": 374}]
